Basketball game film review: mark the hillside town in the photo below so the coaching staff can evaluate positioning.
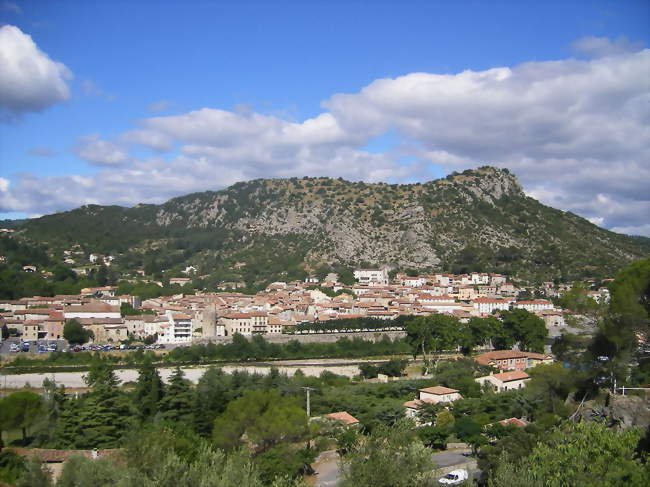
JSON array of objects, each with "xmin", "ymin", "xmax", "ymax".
[{"xmin": 0, "ymin": 268, "xmax": 609, "ymax": 348}]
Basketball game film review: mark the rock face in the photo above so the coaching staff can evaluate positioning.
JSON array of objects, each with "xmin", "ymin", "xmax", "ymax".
[
  {"xmin": 577, "ymin": 395, "xmax": 650, "ymax": 430},
  {"xmin": 17, "ymin": 166, "xmax": 650, "ymax": 282}
]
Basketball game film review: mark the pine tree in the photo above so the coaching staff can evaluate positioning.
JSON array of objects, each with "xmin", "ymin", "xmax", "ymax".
[
  {"xmin": 55, "ymin": 398, "xmax": 83, "ymax": 449},
  {"xmin": 159, "ymin": 367, "xmax": 194, "ymax": 424},
  {"xmin": 193, "ymin": 366, "xmax": 229, "ymax": 437},
  {"xmin": 133, "ymin": 355, "xmax": 164, "ymax": 422},
  {"xmin": 76, "ymin": 358, "xmax": 133, "ymax": 448}
]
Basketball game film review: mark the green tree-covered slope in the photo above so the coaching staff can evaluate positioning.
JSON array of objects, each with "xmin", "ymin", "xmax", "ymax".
[{"xmin": 10, "ymin": 167, "xmax": 650, "ymax": 283}]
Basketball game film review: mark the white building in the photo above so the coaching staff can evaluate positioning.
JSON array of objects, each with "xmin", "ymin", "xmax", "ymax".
[
  {"xmin": 63, "ymin": 302, "xmax": 121, "ymax": 320},
  {"xmin": 403, "ymin": 386, "xmax": 462, "ymax": 420},
  {"xmin": 472, "ymin": 297, "xmax": 511, "ymax": 315},
  {"xmin": 475, "ymin": 371, "xmax": 530, "ymax": 392},
  {"xmin": 353, "ymin": 269, "xmax": 389, "ymax": 286},
  {"xmin": 514, "ymin": 299, "xmax": 554, "ymax": 312},
  {"xmin": 157, "ymin": 310, "xmax": 193, "ymax": 344}
]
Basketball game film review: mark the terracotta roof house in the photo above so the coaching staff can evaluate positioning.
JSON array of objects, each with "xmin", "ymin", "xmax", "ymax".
[
  {"xmin": 404, "ymin": 386, "xmax": 463, "ymax": 422},
  {"xmin": 324, "ymin": 411, "xmax": 360, "ymax": 426},
  {"xmin": 475, "ymin": 370, "xmax": 531, "ymax": 392},
  {"xmin": 474, "ymin": 350, "xmax": 553, "ymax": 370}
]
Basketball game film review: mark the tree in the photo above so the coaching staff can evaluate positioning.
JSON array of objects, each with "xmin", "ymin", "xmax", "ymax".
[
  {"xmin": 525, "ymin": 363, "xmax": 575, "ymax": 415},
  {"xmin": 0, "ymin": 449, "xmax": 26, "ymax": 485},
  {"xmin": 359, "ymin": 363, "xmax": 378, "ymax": 379},
  {"xmin": 1, "ymin": 391, "xmax": 44, "ymax": 443},
  {"xmin": 489, "ymin": 422, "xmax": 648, "ymax": 487},
  {"xmin": 499, "ymin": 309, "xmax": 547, "ymax": 352},
  {"xmin": 63, "ymin": 319, "xmax": 92, "ymax": 345},
  {"xmin": 340, "ymin": 421, "xmax": 437, "ymax": 487},
  {"xmin": 56, "ymin": 455, "xmax": 122, "ymax": 487},
  {"xmin": 76, "ymin": 359, "xmax": 132, "ymax": 448},
  {"xmin": 193, "ymin": 367, "xmax": 230, "ymax": 437},
  {"xmin": 16, "ymin": 456, "xmax": 51, "ymax": 487},
  {"xmin": 213, "ymin": 390, "xmax": 308, "ymax": 453},
  {"xmin": 255, "ymin": 444, "xmax": 316, "ymax": 484},
  {"xmin": 377, "ymin": 358, "xmax": 408, "ymax": 377},
  {"xmin": 405, "ymin": 315, "xmax": 461, "ymax": 374},
  {"xmin": 453, "ymin": 416, "xmax": 482, "ymax": 443},
  {"xmin": 417, "ymin": 425, "xmax": 449, "ymax": 449},
  {"xmin": 133, "ymin": 355, "xmax": 164, "ymax": 422},
  {"xmin": 158, "ymin": 367, "xmax": 194, "ymax": 424}
]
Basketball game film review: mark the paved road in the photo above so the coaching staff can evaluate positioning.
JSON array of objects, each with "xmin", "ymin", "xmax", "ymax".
[{"xmin": 310, "ymin": 448, "xmax": 476, "ymax": 486}]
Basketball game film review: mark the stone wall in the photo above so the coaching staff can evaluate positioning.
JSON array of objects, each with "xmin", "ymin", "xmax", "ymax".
[{"xmin": 194, "ymin": 330, "xmax": 406, "ymax": 345}]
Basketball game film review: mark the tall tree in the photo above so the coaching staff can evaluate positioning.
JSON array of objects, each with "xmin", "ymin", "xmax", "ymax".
[
  {"xmin": 76, "ymin": 359, "xmax": 132, "ymax": 448},
  {"xmin": 159, "ymin": 367, "xmax": 194, "ymax": 424},
  {"xmin": 1, "ymin": 391, "xmax": 44, "ymax": 443},
  {"xmin": 133, "ymin": 355, "xmax": 164, "ymax": 422},
  {"xmin": 405, "ymin": 314, "xmax": 461, "ymax": 374},
  {"xmin": 213, "ymin": 390, "xmax": 308, "ymax": 453},
  {"xmin": 193, "ymin": 367, "xmax": 230, "ymax": 437},
  {"xmin": 63, "ymin": 319, "xmax": 92, "ymax": 345},
  {"xmin": 499, "ymin": 309, "xmax": 547, "ymax": 352}
]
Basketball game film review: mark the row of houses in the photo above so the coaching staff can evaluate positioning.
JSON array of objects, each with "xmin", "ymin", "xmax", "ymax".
[
  {"xmin": 1, "ymin": 270, "xmax": 574, "ymax": 344},
  {"xmin": 403, "ymin": 350, "xmax": 553, "ymax": 420}
]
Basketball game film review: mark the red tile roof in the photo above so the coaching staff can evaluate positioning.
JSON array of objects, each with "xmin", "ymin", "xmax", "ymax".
[
  {"xmin": 490, "ymin": 370, "xmax": 530, "ymax": 382},
  {"xmin": 325, "ymin": 411, "xmax": 360, "ymax": 425},
  {"xmin": 419, "ymin": 386, "xmax": 459, "ymax": 395}
]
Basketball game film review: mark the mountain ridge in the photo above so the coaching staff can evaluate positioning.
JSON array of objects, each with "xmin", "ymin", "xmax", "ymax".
[{"xmin": 11, "ymin": 166, "xmax": 650, "ymax": 283}]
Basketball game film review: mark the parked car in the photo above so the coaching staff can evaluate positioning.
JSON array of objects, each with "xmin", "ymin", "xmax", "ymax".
[
  {"xmin": 21, "ymin": 342, "xmax": 30, "ymax": 352},
  {"xmin": 438, "ymin": 469, "xmax": 469, "ymax": 485},
  {"xmin": 9, "ymin": 343, "xmax": 20, "ymax": 353}
]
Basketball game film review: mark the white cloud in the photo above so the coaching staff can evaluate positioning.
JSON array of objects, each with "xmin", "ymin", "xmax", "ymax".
[
  {"xmin": 572, "ymin": 36, "xmax": 644, "ymax": 58},
  {"xmin": 0, "ymin": 25, "xmax": 72, "ymax": 118},
  {"xmin": 1, "ymin": 38, "xmax": 648, "ymax": 237},
  {"xmin": 121, "ymin": 129, "xmax": 173, "ymax": 152},
  {"xmin": 74, "ymin": 134, "xmax": 131, "ymax": 166}
]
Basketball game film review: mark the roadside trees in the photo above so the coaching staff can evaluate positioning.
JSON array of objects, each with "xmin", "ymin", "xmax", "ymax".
[{"xmin": 405, "ymin": 315, "xmax": 461, "ymax": 374}]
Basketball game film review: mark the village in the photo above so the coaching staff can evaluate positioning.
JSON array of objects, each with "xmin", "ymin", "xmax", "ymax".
[{"xmin": 0, "ymin": 268, "xmax": 609, "ymax": 349}]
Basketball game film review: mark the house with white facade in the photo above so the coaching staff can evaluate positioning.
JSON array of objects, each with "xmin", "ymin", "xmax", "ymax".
[
  {"xmin": 476, "ymin": 371, "xmax": 530, "ymax": 392},
  {"xmin": 472, "ymin": 297, "xmax": 511, "ymax": 315},
  {"xmin": 403, "ymin": 386, "xmax": 462, "ymax": 420},
  {"xmin": 157, "ymin": 310, "xmax": 193, "ymax": 344},
  {"xmin": 514, "ymin": 299, "xmax": 554, "ymax": 312},
  {"xmin": 353, "ymin": 269, "xmax": 389, "ymax": 286}
]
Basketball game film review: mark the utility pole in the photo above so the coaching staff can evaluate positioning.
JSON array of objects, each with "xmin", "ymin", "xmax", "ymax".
[{"xmin": 301, "ymin": 386, "xmax": 315, "ymax": 417}]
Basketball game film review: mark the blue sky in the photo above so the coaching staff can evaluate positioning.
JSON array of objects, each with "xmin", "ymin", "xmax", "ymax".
[{"xmin": 0, "ymin": 0, "xmax": 649, "ymax": 235}]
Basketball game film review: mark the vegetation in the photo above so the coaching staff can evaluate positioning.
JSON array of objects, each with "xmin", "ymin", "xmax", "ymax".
[
  {"xmin": 6, "ymin": 168, "xmax": 648, "ymax": 289},
  {"xmin": 63, "ymin": 319, "xmax": 93, "ymax": 345}
]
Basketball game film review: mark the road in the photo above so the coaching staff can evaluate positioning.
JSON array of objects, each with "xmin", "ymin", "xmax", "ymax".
[{"xmin": 309, "ymin": 447, "xmax": 477, "ymax": 486}]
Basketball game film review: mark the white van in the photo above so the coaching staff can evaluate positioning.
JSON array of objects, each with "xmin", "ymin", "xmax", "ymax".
[{"xmin": 438, "ymin": 469, "xmax": 469, "ymax": 485}]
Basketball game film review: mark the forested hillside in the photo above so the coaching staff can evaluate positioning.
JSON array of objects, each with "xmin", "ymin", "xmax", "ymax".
[{"xmin": 8, "ymin": 167, "xmax": 650, "ymax": 286}]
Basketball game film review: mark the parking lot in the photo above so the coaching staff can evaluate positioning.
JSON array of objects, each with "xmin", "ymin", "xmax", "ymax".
[
  {"xmin": 1, "ymin": 337, "xmax": 68, "ymax": 355},
  {"xmin": 0, "ymin": 338, "xmax": 167, "ymax": 357}
]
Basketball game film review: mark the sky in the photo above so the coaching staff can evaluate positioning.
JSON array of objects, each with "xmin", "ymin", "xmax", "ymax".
[{"xmin": 0, "ymin": 0, "xmax": 649, "ymax": 236}]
